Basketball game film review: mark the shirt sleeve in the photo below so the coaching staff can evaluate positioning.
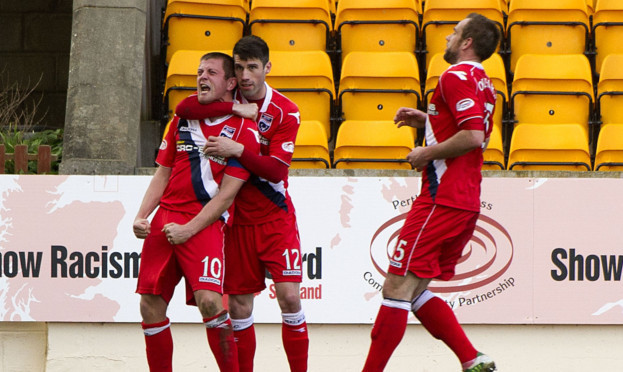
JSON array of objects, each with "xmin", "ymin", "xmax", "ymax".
[
  {"xmin": 439, "ymin": 70, "xmax": 486, "ymax": 131},
  {"xmin": 155, "ymin": 116, "xmax": 179, "ymax": 167},
  {"xmin": 175, "ymin": 94, "xmax": 234, "ymax": 119},
  {"xmin": 267, "ymin": 104, "xmax": 300, "ymax": 165}
]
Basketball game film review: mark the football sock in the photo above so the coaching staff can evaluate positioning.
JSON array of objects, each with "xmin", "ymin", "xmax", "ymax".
[
  {"xmin": 204, "ymin": 311, "xmax": 239, "ymax": 372},
  {"xmin": 362, "ymin": 298, "xmax": 411, "ymax": 372},
  {"xmin": 412, "ymin": 290, "xmax": 478, "ymax": 364},
  {"xmin": 282, "ymin": 310, "xmax": 309, "ymax": 372},
  {"xmin": 142, "ymin": 318, "xmax": 173, "ymax": 372},
  {"xmin": 232, "ymin": 316, "xmax": 256, "ymax": 372}
]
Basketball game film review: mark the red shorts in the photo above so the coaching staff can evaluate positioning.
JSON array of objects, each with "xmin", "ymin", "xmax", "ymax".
[
  {"xmin": 388, "ymin": 200, "xmax": 479, "ymax": 280},
  {"xmin": 224, "ymin": 213, "xmax": 302, "ymax": 295},
  {"xmin": 136, "ymin": 208, "xmax": 226, "ymax": 305}
]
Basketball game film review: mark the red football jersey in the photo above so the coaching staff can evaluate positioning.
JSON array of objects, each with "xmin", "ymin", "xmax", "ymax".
[
  {"xmin": 156, "ymin": 114, "xmax": 260, "ymax": 224},
  {"xmin": 232, "ymin": 83, "xmax": 300, "ymax": 224},
  {"xmin": 419, "ymin": 61, "xmax": 496, "ymax": 212}
]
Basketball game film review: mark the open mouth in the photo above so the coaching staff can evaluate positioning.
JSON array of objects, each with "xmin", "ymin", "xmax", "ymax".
[{"xmin": 199, "ymin": 83, "xmax": 211, "ymax": 93}]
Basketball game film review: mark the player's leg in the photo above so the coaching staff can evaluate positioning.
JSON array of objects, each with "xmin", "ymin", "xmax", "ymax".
[
  {"xmin": 228, "ymin": 293, "xmax": 256, "ymax": 372},
  {"xmin": 224, "ymin": 223, "xmax": 265, "ymax": 372},
  {"xmin": 409, "ymin": 206, "xmax": 494, "ymax": 371},
  {"xmin": 177, "ymin": 220, "xmax": 238, "ymax": 372},
  {"xmin": 262, "ymin": 215, "xmax": 308, "ymax": 372},
  {"xmin": 136, "ymin": 208, "xmax": 180, "ymax": 372},
  {"xmin": 362, "ymin": 272, "xmax": 424, "ymax": 372},
  {"xmin": 195, "ymin": 289, "xmax": 239, "ymax": 372},
  {"xmin": 275, "ymin": 281, "xmax": 308, "ymax": 372}
]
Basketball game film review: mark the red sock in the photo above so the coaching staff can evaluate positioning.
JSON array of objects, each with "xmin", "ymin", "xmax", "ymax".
[
  {"xmin": 413, "ymin": 291, "xmax": 478, "ymax": 364},
  {"xmin": 204, "ymin": 311, "xmax": 239, "ymax": 372},
  {"xmin": 142, "ymin": 318, "xmax": 173, "ymax": 372},
  {"xmin": 232, "ymin": 319, "xmax": 256, "ymax": 372},
  {"xmin": 281, "ymin": 316, "xmax": 309, "ymax": 372},
  {"xmin": 362, "ymin": 299, "xmax": 410, "ymax": 372}
]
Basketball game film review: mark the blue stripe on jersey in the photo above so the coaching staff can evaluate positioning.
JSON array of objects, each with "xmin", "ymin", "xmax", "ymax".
[
  {"xmin": 226, "ymin": 157, "xmax": 244, "ymax": 169},
  {"xmin": 426, "ymin": 162, "xmax": 439, "ymax": 202},
  {"xmin": 177, "ymin": 119, "xmax": 211, "ymax": 206},
  {"xmin": 249, "ymin": 175, "xmax": 289, "ymax": 212}
]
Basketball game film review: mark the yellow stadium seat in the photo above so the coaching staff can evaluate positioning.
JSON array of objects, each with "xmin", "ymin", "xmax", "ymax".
[
  {"xmin": 162, "ymin": 0, "xmax": 247, "ymax": 64},
  {"xmin": 291, "ymin": 120, "xmax": 331, "ymax": 168},
  {"xmin": 333, "ymin": 120, "xmax": 415, "ymax": 169},
  {"xmin": 421, "ymin": 0, "xmax": 504, "ymax": 68},
  {"xmin": 507, "ymin": 0, "xmax": 590, "ymax": 73},
  {"xmin": 338, "ymin": 51, "xmax": 420, "ymax": 122},
  {"xmin": 508, "ymin": 123, "xmax": 591, "ymax": 171},
  {"xmin": 248, "ymin": 0, "xmax": 333, "ymax": 52},
  {"xmin": 597, "ymin": 54, "xmax": 623, "ymax": 126},
  {"xmin": 483, "ymin": 124, "xmax": 505, "ymax": 170},
  {"xmin": 334, "ymin": 0, "xmax": 419, "ymax": 62},
  {"xmin": 594, "ymin": 124, "xmax": 623, "ymax": 171},
  {"xmin": 424, "ymin": 53, "xmax": 507, "ymax": 134},
  {"xmin": 586, "ymin": 0, "xmax": 595, "ymax": 15},
  {"xmin": 511, "ymin": 54, "xmax": 594, "ymax": 136},
  {"xmin": 593, "ymin": 0, "xmax": 623, "ymax": 75},
  {"xmin": 266, "ymin": 50, "xmax": 335, "ymax": 140}
]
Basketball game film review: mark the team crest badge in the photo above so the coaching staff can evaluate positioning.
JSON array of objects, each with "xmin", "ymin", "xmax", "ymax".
[
  {"xmin": 258, "ymin": 113, "xmax": 274, "ymax": 133},
  {"xmin": 219, "ymin": 125, "xmax": 236, "ymax": 138}
]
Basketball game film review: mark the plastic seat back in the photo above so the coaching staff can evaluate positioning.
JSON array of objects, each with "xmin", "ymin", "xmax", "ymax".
[
  {"xmin": 266, "ymin": 51, "xmax": 335, "ymax": 140},
  {"xmin": 595, "ymin": 124, "xmax": 623, "ymax": 171},
  {"xmin": 338, "ymin": 52, "xmax": 420, "ymax": 121},
  {"xmin": 333, "ymin": 120, "xmax": 415, "ymax": 169},
  {"xmin": 291, "ymin": 120, "xmax": 331, "ymax": 168},
  {"xmin": 163, "ymin": 0, "xmax": 247, "ymax": 63},
  {"xmin": 508, "ymin": 123, "xmax": 591, "ymax": 171},
  {"xmin": 507, "ymin": 0, "xmax": 590, "ymax": 73},
  {"xmin": 597, "ymin": 54, "xmax": 623, "ymax": 126},
  {"xmin": 593, "ymin": 0, "xmax": 623, "ymax": 75},
  {"xmin": 511, "ymin": 54, "xmax": 593, "ymax": 135},
  {"xmin": 421, "ymin": 0, "xmax": 504, "ymax": 68},
  {"xmin": 249, "ymin": 0, "xmax": 333, "ymax": 52},
  {"xmin": 335, "ymin": 0, "xmax": 419, "ymax": 62}
]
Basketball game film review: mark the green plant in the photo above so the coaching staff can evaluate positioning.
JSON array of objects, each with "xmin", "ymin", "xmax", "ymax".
[{"xmin": 1, "ymin": 125, "xmax": 63, "ymax": 174}]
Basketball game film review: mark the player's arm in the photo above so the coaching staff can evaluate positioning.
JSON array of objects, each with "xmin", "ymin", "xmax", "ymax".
[
  {"xmin": 133, "ymin": 165, "xmax": 171, "ymax": 239},
  {"xmin": 175, "ymin": 94, "xmax": 258, "ymax": 119},
  {"xmin": 163, "ymin": 174, "xmax": 245, "ymax": 244},
  {"xmin": 394, "ymin": 107, "xmax": 427, "ymax": 129},
  {"xmin": 203, "ymin": 136, "xmax": 289, "ymax": 184},
  {"xmin": 407, "ymin": 120, "xmax": 484, "ymax": 171}
]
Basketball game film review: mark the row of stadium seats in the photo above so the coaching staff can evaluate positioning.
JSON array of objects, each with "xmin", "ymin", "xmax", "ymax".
[
  {"xmin": 161, "ymin": 0, "xmax": 623, "ymax": 74},
  {"xmin": 159, "ymin": 1, "xmax": 623, "ymax": 171}
]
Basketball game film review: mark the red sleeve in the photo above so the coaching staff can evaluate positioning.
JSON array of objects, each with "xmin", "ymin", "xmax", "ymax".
[
  {"xmin": 440, "ymin": 70, "xmax": 486, "ymax": 131},
  {"xmin": 238, "ymin": 148, "xmax": 289, "ymax": 183},
  {"xmin": 175, "ymin": 94, "xmax": 234, "ymax": 119},
  {"xmin": 155, "ymin": 116, "xmax": 178, "ymax": 168}
]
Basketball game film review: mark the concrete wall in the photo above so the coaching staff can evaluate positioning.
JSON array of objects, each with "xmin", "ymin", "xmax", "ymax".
[
  {"xmin": 0, "ymin": 0, "xmax": 73, "ymax": 130},
  {"xmin": 1, "ymin": 322, "xmax": 622, "ymax": 371}
]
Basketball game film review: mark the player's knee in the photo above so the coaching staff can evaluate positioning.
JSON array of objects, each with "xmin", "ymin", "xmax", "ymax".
[
  {"xmin": 139, "ymin": 295, "xmax": 167, "ymax": 323},
  {"xmin": 277, "ymin": 291, "xmax": 301, "ymax": 313},
  {"xmin": 195, "ymin": 293, "xmax": 222, "ymax": 318}
]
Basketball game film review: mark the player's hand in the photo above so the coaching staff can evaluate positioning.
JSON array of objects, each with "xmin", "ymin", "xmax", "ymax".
[
  {"xmin": 133, "ymin": 218, "xmax": 151, "ymax": 239},
  {"xmin": 406, "ymin": 146, "xmax": 430, "ymax": 172},
  {"xmin": 232, "ymin": 103, "xmax": 258, "ymax": 119},
  {"xmin": 203, "ymin": 136, "xmax": 244, "ymax": 158},
  {"xmin": 162, "ymin": 223, "xmax": 193, "ymax": 245},
  {"xmin": 394, "ymin": 107, "xmax": 427, "ymax": 129}
]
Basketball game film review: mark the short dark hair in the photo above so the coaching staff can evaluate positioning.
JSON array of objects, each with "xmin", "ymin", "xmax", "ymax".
[
  {"xmin": 200, "ymin": 52, "xmax": 235, "ymax": 79},
  {"xmin": 233, "ymin": 35, "xmax": 270, "ymax": 66},
  {"xmin": 461, "ymin": 13, "xmax": 501, "ymax": 61}
]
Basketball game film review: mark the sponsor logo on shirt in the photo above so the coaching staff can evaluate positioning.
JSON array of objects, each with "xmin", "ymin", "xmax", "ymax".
[
  {"xmin": 283, "ymin": 270, "xmax": 302, "ymax": 276},
  {"xmin": 179, "ymin": 126, "xmax": 198, "ymax": 133},
  {"xmin": 258, "ymin": 113, "xmax": 274, "ymax": 133},
  {"xmin": 220, "ymin": 125, "xmax": 236, "ymax": 138},
  {"xmin": 456, "ymin": 98, "xmax": 475, "ymax": 112},
  {"xmin": 159, "ymin": 140, "xmax": 167, "ymax": 150},
  {"xmin": 260, "ymin": 134, "xmax": 270, "ymax": 146},
  {"xmin": 199, "ymin": 276, "xmax": 222, "ymax": 285},
  {"xmin": 176, "ymin": 143, "xmax": 200, "ymax": 152},
  {"xmin": 282, "ymin": 141, "xmax": 295, "ymax": 153},
  {"xmin": 208, "ymin": 155, "xmax": 227, "ymax": 165},
  {"xmin": 427, "ymin": 103, "xmax": 438, "ymax": 116}
]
